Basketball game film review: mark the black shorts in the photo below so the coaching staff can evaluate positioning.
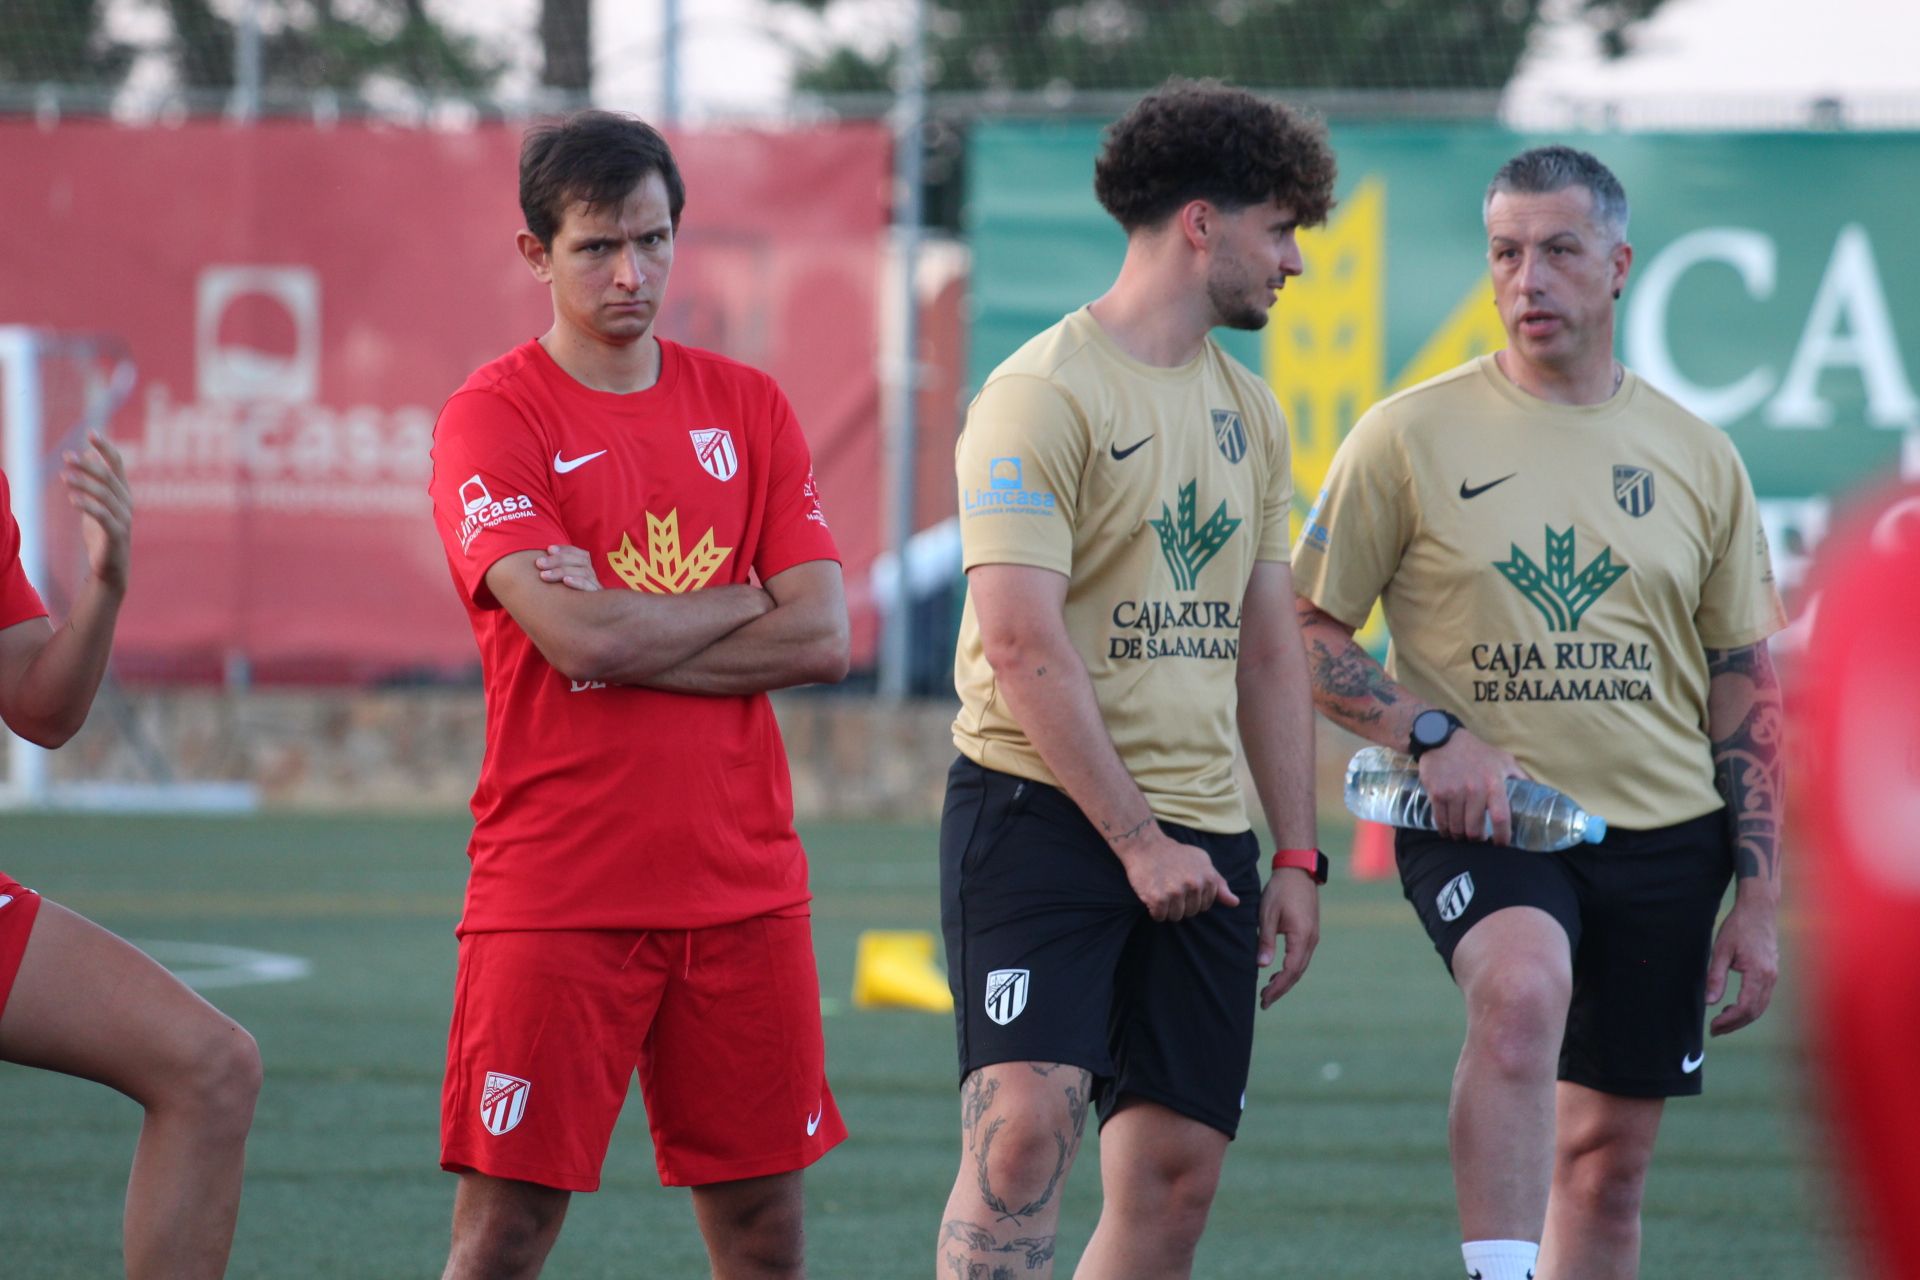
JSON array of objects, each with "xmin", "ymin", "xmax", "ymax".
[
  {"xmin": 1397, "ymin": 808, "xmax": 1733, "ymax": 1098},
  {"xmin": 939, "ymin": 756, "xmax": 1262, "ymax": 1138}
]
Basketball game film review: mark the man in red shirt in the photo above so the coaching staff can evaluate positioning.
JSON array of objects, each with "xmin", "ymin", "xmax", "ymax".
[
  {"xmin": 427, "ymin": 112, "xmax": 850, "ymax": 1279},
  {"xmin": 0, "ymin": 438, "xmax": 262, "ymax": 1280}
]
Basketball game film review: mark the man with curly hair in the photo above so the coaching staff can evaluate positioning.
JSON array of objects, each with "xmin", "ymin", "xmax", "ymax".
[{"xmin": 936, "ymin": 79, "xmax": 1336, "ymax": 1278}]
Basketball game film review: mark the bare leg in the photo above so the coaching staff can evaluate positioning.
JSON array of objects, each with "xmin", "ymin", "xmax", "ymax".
[
  {"xmin": 1448, "ymin": 907, "xmax": 1573, "ymax": 1245},
  {"xmin": 441, "ymin": 1172, "xmax": 571, "ymax": 1280},
  {"xmin": 935, "ymin": 1062, "xmax": 1093, "ymax": 1279},
  {"xmin": 0, "ymin": 900, "xmax": 261, "ymax": 1280},
  {"xmin": 1538, "ymin": 1083, "xmax": 1664, "ymax": 1280},
  {"xmin": 1076, "ymin": 1098, "xmax": 1229, "ymax": 1279},
  {"xmin": 692, "ymin": 1169, "xmax": 807, "ymax": 1279}
]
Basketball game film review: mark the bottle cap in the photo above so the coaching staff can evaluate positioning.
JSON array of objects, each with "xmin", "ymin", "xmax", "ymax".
[{"xmin": 1584, "ymin": 817, "xmax": 1607, "ymax": 843}]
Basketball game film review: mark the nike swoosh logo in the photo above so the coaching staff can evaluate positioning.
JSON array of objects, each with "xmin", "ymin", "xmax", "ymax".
[
  {"xmin": 1681, "ymin": 1051, "xmax": 1704, "ymax": 1073},
  {"xmin": 1110, "ymin": 436, "xmax": 1153, "ymax": 461},
  {"xmin": 553, "ymin": 449, "xmax": 608, "ymax": 474},
  {"xmin": 1459, "ymin": 473, "xmax": 1516, "ymax": 500},
  {"xmin": 806, "ymin": 1106, "xmax": 823, "ymax": 1137}
]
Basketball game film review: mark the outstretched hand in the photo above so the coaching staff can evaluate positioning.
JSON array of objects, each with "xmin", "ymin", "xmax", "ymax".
[{"xmin": 62, "ymin": 432, "xmax": 131, "ymax": 593}]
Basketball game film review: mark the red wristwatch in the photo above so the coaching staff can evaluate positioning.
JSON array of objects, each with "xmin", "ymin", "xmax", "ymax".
[{"xmin": 1270, "ymin": 848, "xmax": 1329, "ymax": 885}]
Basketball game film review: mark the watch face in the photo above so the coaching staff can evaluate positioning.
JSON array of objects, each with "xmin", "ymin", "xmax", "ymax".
[{"xmin": 1413, "ymin": 710, "xmax": 1452, "ymax": 747}]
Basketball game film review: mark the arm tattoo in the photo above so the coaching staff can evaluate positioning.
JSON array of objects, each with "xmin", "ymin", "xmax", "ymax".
[
  {"xmin": 1101, "ymin": 818, "xmax": 1152, "ymax": 846},
  {"xmin": 1707, "ymin": 644, "xmax": 1785, "ymax": 884},
  {"xmin": 1304, "ymin": 633, "xmax": 1400, "ymax": 732}
]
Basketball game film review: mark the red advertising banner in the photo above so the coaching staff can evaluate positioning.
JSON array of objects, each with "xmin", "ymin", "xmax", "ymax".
[{"xmin": 0, "ymin": 119, "xmax": 889, "ymax": 681}]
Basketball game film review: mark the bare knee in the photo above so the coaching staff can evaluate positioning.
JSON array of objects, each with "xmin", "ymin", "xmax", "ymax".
[
  {"xmin": 697, "ymin": 1176, "xmax": 805, "ymax": 1278},
  {"xmin": 152, "ymin": 1016, "xmax": 261, "ymax": 1140},
  {"xmin": 972, "ymin": 1113, "xmax": 1073, "ymax": 1206},
  {"xmin": 1557, "ymin": 1133, "xmax": 1652, "ymax": 1227},
  {"xmin": 1464, "ymin": 967, "xmax": 1568, "ymax": 1080},
  {"xmin": 446, "ymin": 1179, "xmax": 568, "ymax": 1280}
]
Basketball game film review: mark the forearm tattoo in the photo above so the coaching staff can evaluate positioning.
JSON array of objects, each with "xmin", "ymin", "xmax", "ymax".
[
  {"xmin": 1302, "ymin": 617, "xmax": 1402, "ymax": 733},
  {"xmin": 1707, "ymin": 644, "xmax": 1785, "ymax": 884},
  {"xmin": 942, "ymin": 1066, "xmax": 1090, "ymax": 1278}
]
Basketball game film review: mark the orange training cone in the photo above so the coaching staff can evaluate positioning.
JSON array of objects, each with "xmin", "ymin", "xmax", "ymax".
[{"xmin": 1350, "ymin": 819, "xmax": 1396, "ymax": 881}]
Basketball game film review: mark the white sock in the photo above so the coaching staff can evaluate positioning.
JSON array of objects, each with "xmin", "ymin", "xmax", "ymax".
[{"xmin": 1462, "ymin": 1239, "xmax": 1538, "ymax": 1280}]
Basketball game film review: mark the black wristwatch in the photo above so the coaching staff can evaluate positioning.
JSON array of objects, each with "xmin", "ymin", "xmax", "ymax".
[{"xmin": 1408, "ymin": 708, "xmax": 1464, "ymax": 761}]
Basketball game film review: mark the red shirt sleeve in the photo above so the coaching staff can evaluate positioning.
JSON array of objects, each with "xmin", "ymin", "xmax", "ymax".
[
  {"xmin": 428, "ymin": 390, "xmax": 573, "ymax": 608},
  {"xmin": 0, "ymin": 473, "xmax": 49, "ymax": 630},
  {"xmin": 752, "ymin": 384, "xmax": 840, "ymax": 582}
]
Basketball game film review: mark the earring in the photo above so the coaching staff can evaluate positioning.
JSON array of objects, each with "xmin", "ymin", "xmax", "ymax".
[{"xmin": 1612, "ymin": 288, "xmax": 1621, "ymax": 300}]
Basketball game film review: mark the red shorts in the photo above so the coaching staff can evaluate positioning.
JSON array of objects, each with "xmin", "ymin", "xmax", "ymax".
[
  {"xmin": 0, "ymin": 872, "xmax": 44, "ymax": 1026},
  {"xmin": 441, "ymin": 912, "xmax": 846, "ymax": 1191}
]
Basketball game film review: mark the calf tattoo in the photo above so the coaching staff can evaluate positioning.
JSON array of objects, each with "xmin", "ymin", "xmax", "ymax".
[{"xmin": 1706, "ymin": 644, "xmax": 1785, "ymax": 884}]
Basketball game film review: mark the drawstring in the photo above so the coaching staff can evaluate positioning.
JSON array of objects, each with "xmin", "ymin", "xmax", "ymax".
[
  {"xmin": 620, "ymin": 935, "xmax": 646, "ymax": 971},
  {"xmin": 684, "ymin": 931, "xmax": 694, "ymax": 979}
]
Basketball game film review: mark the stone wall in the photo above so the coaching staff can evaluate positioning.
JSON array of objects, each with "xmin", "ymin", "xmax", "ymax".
[{"xmin": 40, "ymin": 687, "xmax": 1365, "ymax": 820}]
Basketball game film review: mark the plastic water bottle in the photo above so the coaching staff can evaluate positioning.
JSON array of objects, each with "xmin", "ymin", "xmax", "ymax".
[{"xmin": 1343, "ymin": 746, "xmax": 1607, "ymax": 852}]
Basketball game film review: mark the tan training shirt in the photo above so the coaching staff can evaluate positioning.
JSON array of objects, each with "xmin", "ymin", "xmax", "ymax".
[
  {"xmin": 952, "ymin": 307, "xmax": 1293, "ymax": 833},
  {"xmin": 1292, "ymin": 353, "xmax": 1786, "ymax": 831}
]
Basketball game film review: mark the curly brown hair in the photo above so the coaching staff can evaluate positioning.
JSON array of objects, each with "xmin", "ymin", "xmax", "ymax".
[{"xmin": 1094, "ymin": 78, "xmax": 1337, "ymax": 233}]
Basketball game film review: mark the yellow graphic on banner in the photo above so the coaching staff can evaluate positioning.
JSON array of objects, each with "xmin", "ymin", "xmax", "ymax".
[
  {"xmin": 1265, "ymin": 177, "xmax": 1507, "ymax": 647},
  {"xmin": 607, "ymin": 510, "xmax": 732, "ymax": 594}
]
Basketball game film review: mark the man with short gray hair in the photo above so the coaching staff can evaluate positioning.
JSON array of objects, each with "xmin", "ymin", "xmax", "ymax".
[{"xmin": 1291, "ymin": 146, "xmax": 1785, "ymax": 1280}]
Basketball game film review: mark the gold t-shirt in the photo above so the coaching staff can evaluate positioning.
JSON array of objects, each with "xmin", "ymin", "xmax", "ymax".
[
  {"xmin": 951, "ymin": 308, "xmax": 1293, "ymax": 833},
  {"xmin": 1292, "ymin": 354, "xmax": 1786, "ymax": 831}
]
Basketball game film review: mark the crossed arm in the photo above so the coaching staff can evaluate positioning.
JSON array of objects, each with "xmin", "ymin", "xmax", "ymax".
[{"xmin": 485, "ymin": 547, "xmax": 849, "ymax": 695}]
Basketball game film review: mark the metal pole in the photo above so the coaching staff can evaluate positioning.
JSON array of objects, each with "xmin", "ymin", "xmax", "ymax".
[
  {"xmin": 0, "ymin": 327, "xmax": 50, "ymax": 803},
  {"xmin": 879, "ymin": 0, "xmax": 927, "ymax": 700},
  {"xmin": 662, "ymin": 0, "xmax": 681, "ymax": 124},
  {"xmin": 231, "ymin": 0, "xmax": 262, "ymax": 122}
]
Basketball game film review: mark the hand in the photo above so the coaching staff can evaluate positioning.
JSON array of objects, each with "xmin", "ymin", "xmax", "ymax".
[
  {"xmin": 62, "ymin": 432, "xmax": 131, "ymax": 594},
  {"xmin": 1418, "ymin": 730, "xmax": 1527, "ymax": 844},
  {"xmin": 1706, "ymin": 892, "xmax": 1779, "ymax": 1036},
  {"xmin": 1258, "ymin": 867, "xmax": 1321, "ymax": 1008},
  {"xmin": 1114, "ymin": 828, "xmax": 1241, "ymax": 923},
  {"xmin": 536, "ymin": 544, "xmax": 601, "ymax": 591}
]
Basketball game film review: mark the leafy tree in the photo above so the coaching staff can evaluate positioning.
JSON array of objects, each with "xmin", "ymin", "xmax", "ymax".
[
  {"xmin": 774, "ymin": 0, "xmax": 1671, "ymax": 95},
  {"xmin": 0, "ymin": 0, "xmax": 133, "ymax": 86}
]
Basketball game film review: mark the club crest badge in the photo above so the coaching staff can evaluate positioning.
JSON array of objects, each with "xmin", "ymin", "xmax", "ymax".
[
  {"xmin": 1613, "ymin": 465, "xmax": 1654, "ymax": 517},
  {"xmin": 480, "ymin": 1071, "xmax": 530, "ymax": 1136},
  {"xmin": 690, "ymin": 428, "xmax": 739, "ymax": 482},
  {"xmin": 984, "ymin": 968, "xmax": 1030, "ymax": 1026},
  {"xmin": 1437, "ymin": 872, "xmax": 1475, "ymax": 923},
  {"xmin": 1211, "ymin": 409, "xmax": 1248, "ymax": 464}
]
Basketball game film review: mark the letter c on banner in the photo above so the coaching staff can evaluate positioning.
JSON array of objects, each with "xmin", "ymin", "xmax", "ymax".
[{"xmin": 1624, "ymin": 227, "xmax": 1777, "ymax": 424}]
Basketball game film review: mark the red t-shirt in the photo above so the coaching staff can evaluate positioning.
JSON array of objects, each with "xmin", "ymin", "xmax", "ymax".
[
  {"xmin": 0, "ymin": 472, "xmax": 49, "ymax": 631},
  {"xmin": 428, "ymin": 339, "xmax": 840, "ymax": 933}
]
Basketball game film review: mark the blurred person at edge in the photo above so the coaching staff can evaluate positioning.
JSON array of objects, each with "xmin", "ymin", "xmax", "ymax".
[
  {"xmin": 1801, "ymin": 483, "xmax": 1920, "ymax": 1280},
  {"xmin": 934, "ymin": 79, "xmax": 1334, "ymax": 1280},
  {"xmin": 1291, "ymin": 147, "xmax": 1786, "ymax": 1280},
  {"xmin": 0, "ymin": 434, "xmax": 263, "ymax": 1280},
  {"xmin": 426, "ymin": 111, "xmax": 848, "ymax": 1280}
]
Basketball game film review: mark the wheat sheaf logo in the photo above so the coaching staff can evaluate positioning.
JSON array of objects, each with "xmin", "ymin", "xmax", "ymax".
[
  {"xmin": 1494, "ymin": 526, "xmax": 1628, "ymax": 632},
  {"xmin": 607, "ymin": 509, "xmax": 732, "ymax": 594},
  {"xmin": 1150, "ymin": 480, "xmax": 1241, "ymax": 591}
]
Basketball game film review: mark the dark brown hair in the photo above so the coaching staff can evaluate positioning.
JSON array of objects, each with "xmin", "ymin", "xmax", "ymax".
[
  {"xmin": 1094, "ymin": 78, "xmax": 1336, "ymax": 233},
  {"xmin": 519, "ymin": 110, "xmax": 686, "ymax": 247}
]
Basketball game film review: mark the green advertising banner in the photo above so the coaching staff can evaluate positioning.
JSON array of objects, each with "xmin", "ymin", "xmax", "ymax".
[{"xmin": 969, "ymin": 121, "xmax": 1920, "ymax": 611}]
